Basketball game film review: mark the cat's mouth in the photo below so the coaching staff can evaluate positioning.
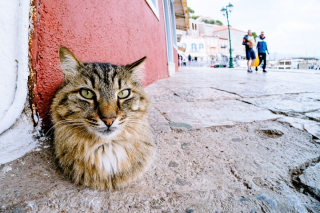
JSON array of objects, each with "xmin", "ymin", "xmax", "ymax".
[{"xmin": 97, "ymin": 127, "xmax": 117, "ymax": 135}]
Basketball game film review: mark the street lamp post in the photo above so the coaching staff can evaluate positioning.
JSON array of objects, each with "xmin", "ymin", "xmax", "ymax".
[{"xmin": 221, "ymin": 3, "xmax": 234, "ymax": 68}]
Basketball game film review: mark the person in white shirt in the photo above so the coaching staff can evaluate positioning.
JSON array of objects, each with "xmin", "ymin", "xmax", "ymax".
[{"xmin": 242, "ymin": 30, "xmax": 256, "ymax": 73}]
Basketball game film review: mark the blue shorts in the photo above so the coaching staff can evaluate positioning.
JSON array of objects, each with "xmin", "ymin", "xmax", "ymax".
[{"xmin": 246, "ymin": 49, "xmax": 256, "ymax": 60}]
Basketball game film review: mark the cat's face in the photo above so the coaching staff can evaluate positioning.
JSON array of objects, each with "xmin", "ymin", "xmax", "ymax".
[{"xmin": 51, "ymin": 46, "xmax": 149, "ymax": 139}]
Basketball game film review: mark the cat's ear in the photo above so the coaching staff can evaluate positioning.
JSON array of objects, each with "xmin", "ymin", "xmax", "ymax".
[
  {"xmin": 58, "ymin": 46, "xmax": 83, "ymax": 79},
  {"xmin": 126, "ymin": 57, "xmax": 146, "ymax": 81}
]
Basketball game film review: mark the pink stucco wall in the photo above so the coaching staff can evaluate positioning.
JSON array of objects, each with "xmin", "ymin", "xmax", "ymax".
[{"xmin": 32, "ymin": 0, "xmax": 171, "ymax": 127}]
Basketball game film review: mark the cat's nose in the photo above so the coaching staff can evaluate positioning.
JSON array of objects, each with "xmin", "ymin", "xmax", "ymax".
[{"xmin": 102, "ymin": 117, "xmax": 116, "ymax": 128}]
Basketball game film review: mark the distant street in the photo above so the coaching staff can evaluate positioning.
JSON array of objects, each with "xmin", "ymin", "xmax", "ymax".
[{"xmin": 148, "ymin": 67, "xmax": 320, "ymax": 133}]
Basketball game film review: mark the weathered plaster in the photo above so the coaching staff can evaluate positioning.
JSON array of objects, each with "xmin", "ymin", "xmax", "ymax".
[{"xmin": 33, "ymin": 0, "xmax": 170, "ymax": 128}]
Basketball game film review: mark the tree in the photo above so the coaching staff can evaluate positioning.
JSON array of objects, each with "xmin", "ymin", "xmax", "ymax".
[
  {"xmin": 252, "ymin": 32, "xmax": 257, "ymax": 39},
  {"xmin": 187, "ymin": 7, "xmax": 195, "ymax": 15},
  {"xmin": 215, "ymin": 20, "xmax": 223, "ymax": 26},
  {"xmin": 191, "ymin": 15, "xmax": 200, "ymax": 20},
  {"xmin": 203, "ymin": 19, "xmax": 216, "ymax": 25}
]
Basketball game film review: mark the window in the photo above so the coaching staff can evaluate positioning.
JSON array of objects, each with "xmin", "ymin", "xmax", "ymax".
[
  {"xmin": 192, "ymin": 23, "xmax": 194, "ymax": 30},
  {"xmin": 199, "ymin": 43, "xmax": 204, "ymax": 49},
  {"xmin": 191, "ymin": 43, "xmax": 197, "ymax": 51},
  {"xmin": 146, "ymin": 0, "xmax": 160, "ymax": 20}
]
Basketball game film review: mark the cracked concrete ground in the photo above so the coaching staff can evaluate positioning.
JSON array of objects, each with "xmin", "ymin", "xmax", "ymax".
[{"xmin": 1, "ymin": 67, "xmax": 320, "ymax": 212}]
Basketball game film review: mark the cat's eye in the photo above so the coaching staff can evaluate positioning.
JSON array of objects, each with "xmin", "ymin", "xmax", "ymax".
[
  {"xmin": 80, "ymin": 89, "xmax": 95, "ymax": 99},
  {"xmin": 118, "ymin": 89, "xmax": 131, "ymax": 99}
]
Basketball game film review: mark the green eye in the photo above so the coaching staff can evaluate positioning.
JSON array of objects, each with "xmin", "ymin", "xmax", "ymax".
[
  {"xmin": 80, "ymin": 89, "xmax": 95, "ymax": 99},
  {"xmin": 118, "ymin": 89, "xmax": 131, "ymax": 99}
]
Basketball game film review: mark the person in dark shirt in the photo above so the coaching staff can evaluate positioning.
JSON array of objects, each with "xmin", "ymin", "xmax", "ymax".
[{"xmin": 256, "ymin": 31, "xmax": 269, "ymax": 72}]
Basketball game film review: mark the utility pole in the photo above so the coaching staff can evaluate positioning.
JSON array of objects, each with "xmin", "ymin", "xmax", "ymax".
[{"xmin": 221, "ymin": 3, "xmax": 234, "ymax": 68}]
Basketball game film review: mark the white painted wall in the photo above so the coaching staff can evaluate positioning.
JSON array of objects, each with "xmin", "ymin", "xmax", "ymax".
[
  {"xmin": 0, "ymin": 1, "xmax": 20, "ymax": 122},
  {"xmin": 0, "ymin": 0, "xmax": 30, "ymax": 134},
  {"xmin": 213, "ymin": 29, "xmax": 246, "ymax": 57},
  {"xmin": 179, "ymin": 37, "xmax": 208, "ymax": 61},
  {"xmin": 0, "ymin": 0, "xmax": 37, "ymax": 164}
]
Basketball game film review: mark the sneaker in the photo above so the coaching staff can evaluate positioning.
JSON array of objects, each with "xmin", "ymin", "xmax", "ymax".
[
  {"xmin": 255, "ymin": 67, "xmax": 258, "ymax": 71},
  {"xmin": 247, "ymin": 69, "xmax": 252, "ymax": 73},
  {"xmin": 263, "ymin": 70, "xmax": 267, "ymax": 73}
]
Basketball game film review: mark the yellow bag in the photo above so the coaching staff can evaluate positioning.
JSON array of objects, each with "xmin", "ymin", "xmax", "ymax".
[{"xmin": 251, "ymin": 51, "xmax": 260, "ymax": 67}]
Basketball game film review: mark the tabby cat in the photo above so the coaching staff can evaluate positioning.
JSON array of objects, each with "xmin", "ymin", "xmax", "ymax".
[{"xmin": 51, "ymin": 46, "xmax": 155, "ymax": 190}]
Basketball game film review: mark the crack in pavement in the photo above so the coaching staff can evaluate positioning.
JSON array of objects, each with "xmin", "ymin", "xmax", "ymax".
[
  {"xmin": 290, "ymin": 156, "xmax": 320, "ymax": 202},
  {"xmin": 210, "ymin": 87, "xmax": 319, "ymax": 99},
  {"xmin": 152, "ymin": 106, "xmax": 173, "ymax": 131},
  {"xmin": 230, "ymin": 167, "xmax": 253, "ymax": 190},
  {"xmin": 210, "ymin": 87, "xmax": 244, "ymax": 98}
]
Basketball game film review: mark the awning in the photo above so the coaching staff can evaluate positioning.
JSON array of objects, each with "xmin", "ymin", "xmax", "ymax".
[
  {"xmin": 173, "ymin": 0, "xmax": 189, "ymax": 31},
  {"xmin": 178, "ymin": 46, "xmax": 186, "ymax": 52}
]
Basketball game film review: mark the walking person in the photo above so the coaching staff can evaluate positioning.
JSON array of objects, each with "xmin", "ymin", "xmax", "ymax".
[
  {"xmin": 256, "ymin": 31, "xmax": 269, "ymax": 72},
  {"xmin": 188, "ymin": 54, "xmax": 192, "ymax": 66},
  {"xmin": 242, "ymin": 30, "xmax": 256, "ymax": 72},
  {"xmin": 183, "ymin": 57, "xmax": 187, "ymax": 66}
]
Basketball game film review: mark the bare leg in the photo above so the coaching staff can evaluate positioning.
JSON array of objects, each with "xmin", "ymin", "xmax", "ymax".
[
  {"xmin": 250, "ymin": 59, "xmax": 256, "ymax": 68},
  {"xmin": 247, "ymin": 60, "xmax": 250, "ymax": 70}
]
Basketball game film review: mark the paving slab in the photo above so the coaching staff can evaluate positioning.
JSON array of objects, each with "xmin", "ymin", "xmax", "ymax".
[
  {"xmin": 148, "ymin": 106, "xmax": 171, "ymax": 133},
  {"xmin": 304, "ymin": 122, "xmax": 320, "ymax": 139},
  {"xmin": 306, "ymin": 110, "xmax": 320, "ymax": 122},
  {"xmin": 170, "ymin": 87, "xmax": 240, "ymax": 102},
  {"xmin": 243, "ymin": 93, "xmax": 320, "ymax": 114},
  {"xmin": 299, "ymin": 163, "xmax": 320, "ymax": 197},
  {"xmin": 145, "ymin": 86, "xmax": 186, "ymax": 104},
  {"xmin": 278, "ymin": 116, "xmax": 320, "ymax": 139},
  {"xmin": 154, "ymin": 100, "xmax": 281, "ymax": 129}
]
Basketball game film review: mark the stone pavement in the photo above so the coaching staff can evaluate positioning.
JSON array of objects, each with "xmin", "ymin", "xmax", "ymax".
[{"xmin": 1, "ymin": 67, "xmax": 320, "ymax": 212}]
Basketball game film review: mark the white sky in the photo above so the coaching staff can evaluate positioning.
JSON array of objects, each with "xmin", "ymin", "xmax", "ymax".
[{"xmin": 187, "ymin": 0, "xmax": 320, "ymax": 58}]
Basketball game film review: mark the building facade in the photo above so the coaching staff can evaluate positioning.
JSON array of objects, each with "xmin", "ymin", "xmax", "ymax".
[
  {"xmin": 212, "ymin": 26, "xmax": 246, "ymax": 58},
  {"xmin": 178, "ymin": 17, "xmax": 246, "ymax": 64}
]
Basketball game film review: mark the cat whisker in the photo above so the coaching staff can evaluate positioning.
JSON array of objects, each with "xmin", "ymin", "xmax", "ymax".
[
  {"xmin": 45, "ymin": 119, "xmax": 80, "ymax": 136},
  {"xmin": 125, "ymin": 120, "xmax": 148, "ymax": 126},
  {"xmin": 46, "ymin": 119, "xmax": 86, "ymax": 136}
]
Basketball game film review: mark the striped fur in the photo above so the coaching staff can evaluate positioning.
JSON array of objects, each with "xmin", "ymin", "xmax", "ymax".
[{"xmin": 51, "ymin": 46, "xmax": 154, "ymax": 190}]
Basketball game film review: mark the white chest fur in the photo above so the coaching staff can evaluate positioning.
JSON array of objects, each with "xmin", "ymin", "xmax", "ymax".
[{"xmin": 94, "ymin": 142, "xmax": 128, "ymax": 175}]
